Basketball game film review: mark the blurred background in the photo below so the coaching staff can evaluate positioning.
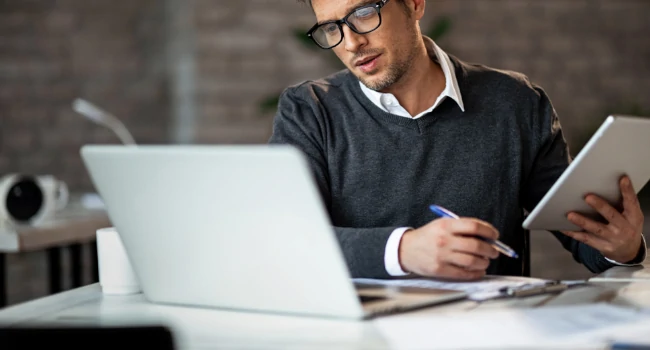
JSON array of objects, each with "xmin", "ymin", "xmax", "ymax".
[{"xmin": 0, "ymin": 0, "xmax": 648, "ymax": 306}]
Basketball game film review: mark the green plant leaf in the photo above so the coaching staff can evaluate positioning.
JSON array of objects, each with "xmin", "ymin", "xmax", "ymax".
[
  {"xmin": 293, "ymin": 27, "xmax": 320, "ymax": 51},
  {"xmin": 427, "ymin": 16, "xmax": 452, "ymax": 42},
  {"xmin": 259, "ymin": 94, "xmax": 280, "ymax": 114}
]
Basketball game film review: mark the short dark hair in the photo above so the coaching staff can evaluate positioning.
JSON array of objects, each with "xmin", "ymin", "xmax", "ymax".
[{"xmin": 297, "ymin": 0, "xmax": 406, "ymax": 10}]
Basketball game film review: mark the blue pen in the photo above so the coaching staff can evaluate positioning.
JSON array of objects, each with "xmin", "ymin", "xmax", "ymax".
[{"xmin": 429, "ymin": 205, "xmax": 519, "ymax": 259}]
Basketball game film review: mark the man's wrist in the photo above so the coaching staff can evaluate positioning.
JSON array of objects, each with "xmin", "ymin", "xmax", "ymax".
[{"xmin": 606, "ymin": 234, "xmax": 647, "ymax": 266}]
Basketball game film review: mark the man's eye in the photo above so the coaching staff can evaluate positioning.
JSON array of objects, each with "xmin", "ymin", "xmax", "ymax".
[
  {"xmin": 323, "ymin": 24, "xmax": 339, "ymax": 34},
  {"xmin": 354, "ymin": 7, "xmax": 375, "ymax": 19}
]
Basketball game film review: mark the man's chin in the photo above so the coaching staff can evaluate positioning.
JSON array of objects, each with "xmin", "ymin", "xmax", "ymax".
[
  {"xmin": 352, "ymin": 68, "xmax": 378, "ymax": 85},
  {"xmin": 358, "ymin": 75, "xmax": 388, "ymax": 91}
]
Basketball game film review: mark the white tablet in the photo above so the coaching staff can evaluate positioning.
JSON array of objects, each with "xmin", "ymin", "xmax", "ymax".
[{"xmin": 522, "ymin": 115, "xmax": 650, "ymax": 231}]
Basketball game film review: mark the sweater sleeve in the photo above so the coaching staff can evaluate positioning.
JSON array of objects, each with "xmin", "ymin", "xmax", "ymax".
[
  {"xmin": 268, "ymin": 87, "xmax": 397, "ymax": 278},
  {"xmin": 521, "ymin": 85, "xmax": 617, "ymax": 274}
]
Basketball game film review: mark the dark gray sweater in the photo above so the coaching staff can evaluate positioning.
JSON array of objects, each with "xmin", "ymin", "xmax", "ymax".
[{"xmin": 268, "ymin": 55, "xmax": 620, "ymax": 279}]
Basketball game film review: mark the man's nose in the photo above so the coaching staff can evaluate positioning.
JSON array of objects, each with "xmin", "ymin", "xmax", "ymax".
[{"xmin": 342, "ymin": 25, "xmax": 367, "ymax": 53}]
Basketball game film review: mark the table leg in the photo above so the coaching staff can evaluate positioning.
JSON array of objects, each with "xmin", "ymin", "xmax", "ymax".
[
  {"xmin": 47, "ymin": 247, "xmax": 62, "ymax": 294},
  {"xmin": 70, "ymin": 243, "xmax": 83, "ymax": 288},
  {"xmin": 90, "ymin": 241, "xmax": 99, "ymax": 283},
  {"xmin": 0, "ymin": 253, "xmax": 6, "ymax": 308}
]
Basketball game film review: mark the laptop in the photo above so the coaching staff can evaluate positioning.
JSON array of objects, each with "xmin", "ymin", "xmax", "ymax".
[{"xmin": 80, "ymin": 145, "xmax": 467, "ymax": 320}]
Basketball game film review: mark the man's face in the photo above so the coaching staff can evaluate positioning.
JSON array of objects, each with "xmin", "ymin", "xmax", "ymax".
[{"xmin": 311, "ymin": 0, "xmax": 421, "ymax": 91}]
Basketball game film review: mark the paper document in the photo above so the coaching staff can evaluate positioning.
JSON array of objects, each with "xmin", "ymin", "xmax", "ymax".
[
  {"xmin": 353, "ymin": 275, "xmax": 549, "ymax": 301},
  {"xmin": 373, "ymin": 303, "xmax": 650, "ymax": 349}
]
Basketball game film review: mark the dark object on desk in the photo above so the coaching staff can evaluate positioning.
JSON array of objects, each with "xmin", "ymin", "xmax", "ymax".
[
  {"xmin": 0, "ymin": 325, "xmax": 175, "ymax": 350},
  {"xmin": 499, "ymin": 280, "xmax": 589, "ymax": 298},
  {"xmin": 3, "ymin": 175, "xmax": 43, "ymax": 223},
  {"xmin": 611, "ymin": 343, "xmax": 650, "ymax": 350}
]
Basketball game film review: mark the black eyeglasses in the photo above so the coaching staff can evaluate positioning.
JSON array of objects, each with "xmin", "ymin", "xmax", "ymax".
[{"xmin": 306, "ymin": 0, "xmax": 390, "ymax": 50}]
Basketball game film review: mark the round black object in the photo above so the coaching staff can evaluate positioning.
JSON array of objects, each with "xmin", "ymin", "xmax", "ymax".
[{"xmin": 5, "ymin": 176, "xmax": 43, "ymax": 223}]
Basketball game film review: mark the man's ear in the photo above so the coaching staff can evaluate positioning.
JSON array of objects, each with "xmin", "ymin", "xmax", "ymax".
[{"xmin": 402, "ymin": 0, "xmax": 426, "ymax": 20}]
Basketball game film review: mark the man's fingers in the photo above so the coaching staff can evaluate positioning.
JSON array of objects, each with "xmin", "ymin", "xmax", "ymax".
[
  {"xmin": 446, "ymin": 218, "xmax": 499, "ymax": 240},
  {"xmin": 567, "ymin": 212, "xmax": 610, "ymax": 239},
  {"xmin": 450, "ymin": 236, "xmax": 499, "ymax": 259},
  {"xmin": 445, "ymin": 251, "xmax": 490, "ymax": 271},
  {"xmin": 620, "ymin": 176, "xmax": 644, "ymax": 224},
  {"xmin": 585, "ymin": 194, "xmax": 628, "ymax": 229},
  {"xmin": 561, "ymin": 230, "xmax": 611, "ymax": 252}
]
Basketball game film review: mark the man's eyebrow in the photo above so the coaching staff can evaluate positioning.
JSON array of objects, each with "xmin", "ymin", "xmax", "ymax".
[{"xmin": 316, "ymin": 0, "xmax": 377, "ymax": 25}]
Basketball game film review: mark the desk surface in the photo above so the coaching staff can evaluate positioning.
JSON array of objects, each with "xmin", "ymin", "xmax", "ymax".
[
  {"xmin": 1, "ymin": 258, "xmax": 649, "ymax": 349},
  {"xmin": 0, "ymin": 195, "xmax": 110, "ymax": 253}
]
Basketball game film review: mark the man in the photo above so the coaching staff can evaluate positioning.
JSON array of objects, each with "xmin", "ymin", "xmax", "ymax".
[{"xmin": 268, "ymin": 0, "xmax": 646, "ymax": 280}]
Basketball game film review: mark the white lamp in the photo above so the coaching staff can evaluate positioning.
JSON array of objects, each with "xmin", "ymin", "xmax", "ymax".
[{"xmin": 72, "ymin": 98, "xmax": 137, "ymax": 146}]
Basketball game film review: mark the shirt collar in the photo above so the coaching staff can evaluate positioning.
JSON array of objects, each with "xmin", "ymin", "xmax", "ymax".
[{"xmin": 359, "ymin": 36, "xmax": 465, "ymax": 114}]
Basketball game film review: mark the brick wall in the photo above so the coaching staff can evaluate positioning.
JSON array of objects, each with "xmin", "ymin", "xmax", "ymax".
[
  {"xmin": 1, "ymin": 0, "xmax": 649, "ymax": 305},
  {"xmin": 0, "ymin": 0, "xmax": 171, "ymax": 191}
]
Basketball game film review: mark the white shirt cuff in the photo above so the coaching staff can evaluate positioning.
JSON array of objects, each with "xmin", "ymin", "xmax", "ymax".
[
  {"xmin": 384, "ymin": 227, "xmax": 412, "ymax": 276},
  {"xmin": 605, "ymin": 234, "xmax": 647, "ymax": 266}
]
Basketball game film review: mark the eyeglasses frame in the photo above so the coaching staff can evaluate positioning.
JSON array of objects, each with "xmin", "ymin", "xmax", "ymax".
[{"xmin": 306, "ymin": 0, "xmax": 391, "ymax": 50}]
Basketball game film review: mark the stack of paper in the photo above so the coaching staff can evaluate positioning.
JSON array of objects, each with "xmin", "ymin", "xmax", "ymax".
[
  {"xmin": 353, "ymin": 275, "xmax": 550, "ymax": 301},
  {"xmin": 373, "ymin": 303, "xmax": 650, "ymax": 349}
]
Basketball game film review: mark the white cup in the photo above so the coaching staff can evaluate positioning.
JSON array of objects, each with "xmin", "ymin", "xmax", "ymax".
[{"xmin": 96, "ymin": 227, "xmax": 141, "ymax": 295}]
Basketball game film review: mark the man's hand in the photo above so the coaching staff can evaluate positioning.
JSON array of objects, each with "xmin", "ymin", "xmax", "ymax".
[
  {"xmin": 398, "ymin": 218, "xmax": 500, "ymax": 280},
  {"xmin": 563, "ymin": 175, "xmax": 645, "ymax": 263}
]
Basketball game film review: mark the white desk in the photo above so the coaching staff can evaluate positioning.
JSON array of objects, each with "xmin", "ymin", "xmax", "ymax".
[{"xmin": 1, "ymin": 258, "xmax": 649, "ymax": 350}]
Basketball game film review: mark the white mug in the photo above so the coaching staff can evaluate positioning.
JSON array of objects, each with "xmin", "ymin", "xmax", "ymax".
[
  {"xmin": 0, "ymin": 173, "xmax": 69, "ymax": 227},
  {"xmin": 96, "ymin": 227, "xmax": 141, "ymax": 295}
]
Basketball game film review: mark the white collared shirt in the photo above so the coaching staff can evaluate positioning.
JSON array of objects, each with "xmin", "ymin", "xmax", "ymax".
[
  {"xmin": 360, "ymin": 37, "xmax": 646, "ymax": 276},
  {"xmin": 359, "ymin": 36, "xmax": 465, "ymax": 119}
]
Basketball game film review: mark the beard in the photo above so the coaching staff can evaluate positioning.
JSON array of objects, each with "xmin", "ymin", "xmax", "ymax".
[{"xmin": 357, "ymin": 29, "xmax": 420, "ymax": 91}]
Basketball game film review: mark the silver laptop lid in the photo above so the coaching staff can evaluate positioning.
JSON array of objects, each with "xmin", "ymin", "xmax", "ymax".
[{"xmin": 81, "ymin": 145, "xmax": 365, "ymax": 319}]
